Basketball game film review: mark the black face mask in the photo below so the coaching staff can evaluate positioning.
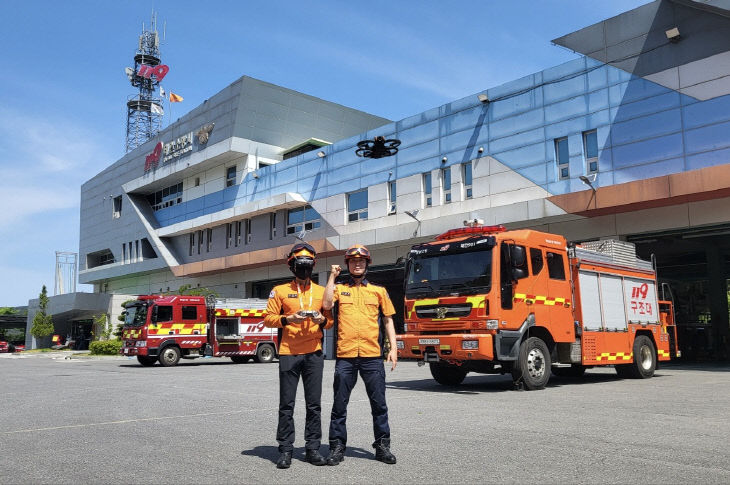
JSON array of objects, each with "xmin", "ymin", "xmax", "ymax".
[{"xmin": 290, "ymin": 258, "xmax": 315, "ymax": 280}]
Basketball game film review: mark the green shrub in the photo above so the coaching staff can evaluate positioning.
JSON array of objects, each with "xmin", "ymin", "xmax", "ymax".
[{"xmin": 89, "ymin": 339, "xmax": 123, "ymax": 355}]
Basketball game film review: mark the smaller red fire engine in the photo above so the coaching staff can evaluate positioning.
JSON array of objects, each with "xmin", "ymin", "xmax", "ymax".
[{"xmin": 120, "ymin": 295, "xmax": 276, "ymax": 367}]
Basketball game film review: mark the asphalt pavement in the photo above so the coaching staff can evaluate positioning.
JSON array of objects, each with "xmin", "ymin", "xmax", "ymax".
[{"xmin": 1, "ymin": 352, "xmax": 729, "ymax": 484}]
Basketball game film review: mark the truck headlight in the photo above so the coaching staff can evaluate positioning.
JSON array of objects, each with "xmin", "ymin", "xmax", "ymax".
[
  {"xmin": 486, "ymin": 319, "xmax": 499, "ymax": 330},
  {"xmin": 396, "ymin": 340, "xmax": 404, "ymax": 349},
  {"xmin": 462, "ymin": 340, "xmax": 478, "ymax": 350},
  {"xmin": 135, "ymin": 341, "xmax": 147, "ymax": 347}
]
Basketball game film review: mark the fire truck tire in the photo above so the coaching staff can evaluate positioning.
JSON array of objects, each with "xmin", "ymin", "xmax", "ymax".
[
  {"xmin": 629, "ymin": 335, "xmax": 656, "ymax": 379},
  {"xmin": 230, "ymin": 356, "xmax": 251, "ymax": 364},
  {"xmin": 512, "ymin": 337, "xmax": 551, "ymax": 390},
  {"xmin": 136, "ymin": 356, "xmax": 157, "ymax": 366},
  {"xmin": 159, "ymin": 346, "xmax": 181, "ymax": 367},
  {"xmin": 254, "ymin": 344, "xmax": 275, "ymax": 363},
  {"xmin": 429, "ymin": 363, "xmax": 467, "ymax": 386}
]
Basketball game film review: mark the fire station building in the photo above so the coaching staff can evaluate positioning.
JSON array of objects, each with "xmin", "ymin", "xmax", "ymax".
[{"xmin": 68, "ymin": 0, "xmax": 730, "ymax": 359}]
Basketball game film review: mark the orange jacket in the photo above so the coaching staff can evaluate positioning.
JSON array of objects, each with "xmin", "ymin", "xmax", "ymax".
[
  {"xmin": 332, "ymin": 278, "xmax": 395, "ymax": 358},
  {"xmin": 263, "ymin": 280, "xmax": 333, "ymax": 355}
]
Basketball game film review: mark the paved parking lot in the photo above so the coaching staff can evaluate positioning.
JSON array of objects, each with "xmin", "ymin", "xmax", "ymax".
[{"xmin": 1, "ymin": 353, "xmax": 729, "ymax": 484}]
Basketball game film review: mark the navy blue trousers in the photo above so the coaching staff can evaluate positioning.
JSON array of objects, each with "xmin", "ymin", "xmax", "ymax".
[
  {"xmin": 277, "ymin": 351, "xmax": 324, "ymax": 453},
  {"xmin": 328, "ymin": 357, "xmax": 390, "ymax": 446}
]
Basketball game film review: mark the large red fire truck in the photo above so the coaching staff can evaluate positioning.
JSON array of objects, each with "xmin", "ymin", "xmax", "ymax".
[
  {"xmin": 120, "ymin": 295, "xmax": 277, "ymax": 367},
  {"xmin": 396, "ymin": 224, "xmax": 679, "ymax": 390}
]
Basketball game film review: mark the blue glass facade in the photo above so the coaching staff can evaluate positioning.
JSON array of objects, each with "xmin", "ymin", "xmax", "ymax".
[{"xmin": 152, "ymin": 54, "xmax": 730, "ymax": 228}]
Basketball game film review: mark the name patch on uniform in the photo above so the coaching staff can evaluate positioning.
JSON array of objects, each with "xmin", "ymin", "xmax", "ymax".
[
  {"xmin": 341, "ymin": 291, "xmax": 351, "ymax": 296},
  {"xmin": 288, "ymin": 294, "xmax": 298, "ymax": 298}
]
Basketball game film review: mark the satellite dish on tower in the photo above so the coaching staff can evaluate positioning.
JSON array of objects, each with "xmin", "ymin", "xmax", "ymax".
[{"xmin": 124, "ymin": 67, "xmax": 134, "ymax": 81}]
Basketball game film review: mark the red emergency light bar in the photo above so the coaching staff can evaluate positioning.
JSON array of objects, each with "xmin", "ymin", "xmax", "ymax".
[{"xmin": 435, "ymin": 225, "xmax": 506, "ymax": 241}]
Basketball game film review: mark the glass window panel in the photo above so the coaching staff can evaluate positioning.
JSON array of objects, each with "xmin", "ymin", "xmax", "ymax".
[
  {"xmin": 463, "ymin": 162, "xmax": 472, "ymax": 186},
  {"xmin": 287, "ymin": 207, "xmax": 303, "ymax": 224},
  {"xmin": 584, "ymin": 130, "xmax": 598, "ymax": 159},
  {"xmin": 424, "ymin": 173, "xmax": 432, "ymax": 195},
  {"xmin": 443, "ymin": 167, "xmax": 451, "ymax": 188},
  {"xmin": 556, "ymin": 138, "xmax": 569, "ymax": 165},
  {"xmin": 348, "ymin": 212, "xmax": 359, "ymax": 222},
  {"xmin": 348, "ymin": 190, "xmax": 368, "ymax": 211}
]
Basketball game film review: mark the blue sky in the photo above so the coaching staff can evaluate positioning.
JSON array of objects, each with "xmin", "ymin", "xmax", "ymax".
[{"xmin": 0, "ymin": 0, "xmax": 649, "ymax": 306}]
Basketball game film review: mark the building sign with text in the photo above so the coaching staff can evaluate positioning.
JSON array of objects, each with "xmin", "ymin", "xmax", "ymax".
[{"xmin": 144, "ymin": 132, "xmax": 193, "ymax": 171}]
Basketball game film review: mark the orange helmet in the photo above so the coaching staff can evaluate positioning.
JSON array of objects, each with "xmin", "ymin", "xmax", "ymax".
[
  {"xmin": 344, "ymin": 244, "xmax": 371, "ymax": 264},
  {"xmin": 287, "ymin": 243, "xmax": 316, "ymax": 264}
]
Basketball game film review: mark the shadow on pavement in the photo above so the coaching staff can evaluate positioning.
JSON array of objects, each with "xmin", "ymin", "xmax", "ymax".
[
  {"xmin": 240, "ymin": 444, "xmax": 374, "ymax": 464},
  {"xmin": 388, "ymin": 369, "xmax": 680, "ymax": 393}
]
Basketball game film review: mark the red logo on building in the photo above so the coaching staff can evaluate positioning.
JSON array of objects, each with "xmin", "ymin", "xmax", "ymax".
[
  {"xmin": 137, "ymin": 64, "xmax": 169, "ymax": 81},
  {"xmin": 144, "ymin": 142, "xmax": 163, "ymax": 171}
]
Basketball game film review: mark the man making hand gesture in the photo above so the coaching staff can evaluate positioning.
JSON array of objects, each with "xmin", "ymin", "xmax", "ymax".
[{"xmin": 322, "ymin": 244, "xmax": 398, "ymax": 466}]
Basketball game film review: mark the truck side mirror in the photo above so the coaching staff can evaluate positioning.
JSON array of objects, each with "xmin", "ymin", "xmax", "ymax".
[
  {"xmin": 512, "ymin": 267, "xmax": 527, "ymax": 280},
  {"xmin": 510, "ymin": 245, "xmax": 526, "ymax": 267}
]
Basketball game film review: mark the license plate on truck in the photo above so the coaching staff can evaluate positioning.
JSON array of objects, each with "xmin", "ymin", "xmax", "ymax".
[{"xmin": 419, "ymin": 338, "xmax": 440, "ymax": 345}]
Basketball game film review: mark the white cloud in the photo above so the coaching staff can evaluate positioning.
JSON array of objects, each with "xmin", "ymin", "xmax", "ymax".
[{"xmin": 0, "ymin": 108, "xmax": 113, "ymax": 226}]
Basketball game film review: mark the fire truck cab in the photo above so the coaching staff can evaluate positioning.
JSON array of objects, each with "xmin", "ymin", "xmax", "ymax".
[
  {"xmin": 396, "ymin": 224, "xmax": 679, "ymax": 390},
  {"xmin": 120, "ymin": 295, "xmax": 276, "ymax": 367}
]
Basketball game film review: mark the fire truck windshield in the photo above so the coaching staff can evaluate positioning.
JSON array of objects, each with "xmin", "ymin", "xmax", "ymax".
[
  {"xmin": 405, "ymin": 246, "xmax": 492, "ymax": 298},
  {"xmin": 123, "ymin": 304, "xmax": 147, "ymax": 327}
]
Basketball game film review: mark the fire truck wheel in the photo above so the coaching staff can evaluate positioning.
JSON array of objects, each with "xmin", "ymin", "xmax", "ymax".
[
  {"xmin": 512, "ymin": 337, "xmax": 551, "ymax": 390},
  {"xmin": 429, "ymin": 363, "xmax": 467, "ymax": 386},
  {"xmin": 136, "ymin": 356, "xmax": 157, "ymax": 367},
  {"xmin": 159, "ymin": 346, "xmax": 181, "ymax": 367},
  {"xmin": 254, "ymin": 344, "xmax": 275, "ymax": 363},
  {"xmin": 230, "ymin": 356, "xmax": 251, "ymax": 364},
  {"xmin": 629, "ymin": 335, "xmax": 656, "ymax": 379}
]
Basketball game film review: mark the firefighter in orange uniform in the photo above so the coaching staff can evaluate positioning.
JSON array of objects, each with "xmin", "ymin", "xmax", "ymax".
[
  {"xmin": 322, "ymin": 244, "xmax": 398, "ymax": 465},
  {"xmin": 263, "ymin": 243, "xmax": 332, "ymax": 469}
]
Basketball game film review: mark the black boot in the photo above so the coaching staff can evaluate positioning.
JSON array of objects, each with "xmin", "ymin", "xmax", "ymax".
[
  {"xmin": 373, "ymin": 438, "xmax": 396, "ymax": 464},
  {"xmin": 326, "ymin": 440, "xmax": 346, "ymax": 466},
  {"xmin": 305, "ymin": 449, "xmax": 327, "ymax": 466},
  {"xmin": 276, "ymin": 451, "xmax": 292, "ymax": 469}
]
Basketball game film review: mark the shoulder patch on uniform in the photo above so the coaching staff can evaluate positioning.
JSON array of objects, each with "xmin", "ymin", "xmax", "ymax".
[{"xmin": 268, "ymin": 290, "xmax": 275, "ymax": 299}]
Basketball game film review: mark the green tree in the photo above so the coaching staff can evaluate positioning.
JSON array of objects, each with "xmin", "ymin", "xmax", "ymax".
[
  {"xmin": 0, "ymin": 307, "xmax": 18, "ymax": 315},
  {"xmin": 172, "ymin": 284, "xmax": 218, "ymax": 298},
  {"xmin": 93, "ymin": 313, "xmax": 113, "ymax": 341},
  {"xmin": 30, "ymin": 285, "xmax": 54, "ymax": 343}
]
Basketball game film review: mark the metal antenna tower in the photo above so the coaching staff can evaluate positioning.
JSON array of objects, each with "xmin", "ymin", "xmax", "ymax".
[
  {"xmin": 55, "ymin": 251, "xmax": 78, "ymax": 296},
  {"xmin": 125, "ymin": 11, "xmax": 166, "ymax": 152}
]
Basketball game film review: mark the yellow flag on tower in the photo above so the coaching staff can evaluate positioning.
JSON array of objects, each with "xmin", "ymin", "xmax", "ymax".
[{"xmin": 169, "ymin": 92, "xmax": 183, "ymax": 103}]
